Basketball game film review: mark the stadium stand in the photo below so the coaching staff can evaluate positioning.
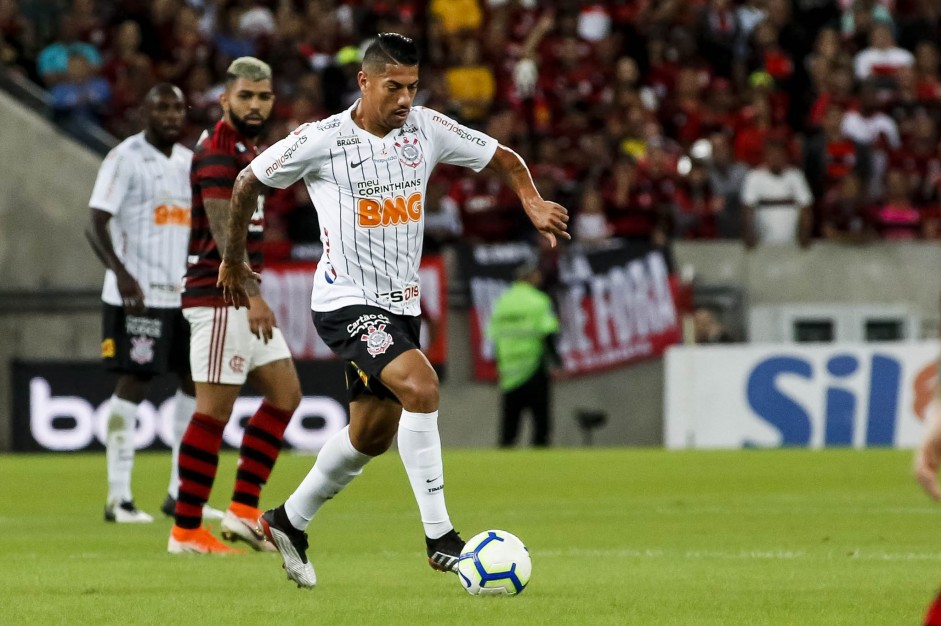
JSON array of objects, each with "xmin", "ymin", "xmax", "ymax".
[{"xmin": 6, "ymin": 0, "xmax": 941, "ymax": 255}]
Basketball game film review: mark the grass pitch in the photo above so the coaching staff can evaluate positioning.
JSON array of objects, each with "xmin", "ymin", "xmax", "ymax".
[{"xmin": 1, "ymin": 448, "xmax": 940, "ymax": 625}]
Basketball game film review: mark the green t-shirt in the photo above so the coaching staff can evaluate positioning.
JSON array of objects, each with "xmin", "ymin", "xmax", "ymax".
[{"xmin": 486, "ymin": 281, "xmax": 560, "ymax": 391}]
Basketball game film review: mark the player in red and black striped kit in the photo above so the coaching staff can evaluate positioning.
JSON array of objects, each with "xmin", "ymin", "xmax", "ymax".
[
  {"xmin": 167, "ymin": 57, "xmax": 302, "ymax": 555},
  {"xmin": 916, "ymin": 296, "xmax": 941, "ymax": 624}
]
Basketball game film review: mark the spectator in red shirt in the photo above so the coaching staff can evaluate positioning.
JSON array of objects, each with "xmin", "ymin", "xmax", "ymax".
[
  {"xmin": 645, "ymin": 32, "xmax": 680, "ymax": 102},
  {"xmin": 890, "ymin": 110, "xmax": 941, "ymax": 206},
  {"xmin": 914, "ymin": 41, "xmax": 941, "ymax": 101},
  {"xmin": 734, "ymin": 93, "xmax": 786, "ymax": 166},
  {"xmin": 607, "ymin": 146, "xmax": 677, "ymax": 245},
  {"xmin": 450, "ymin": 170, "xmax": 525, "ymax": 243},
  {"xmin": 807, "ymin": 63, "xmax": 857, "ymax": 128},
  {"xmin": 803, "ymin": 104, "xmax": 869, "ymax": 202},
  {"xmin": 766, "ymin": 0, "xmax": 811, "ymax": 68},
  {"xmin": 701, "ymin": 77, "xmax": 738, "ymax": 137},
  {"xmin": 747, "ymin": 20, "xmax": 794, "ymax": 86},
  {"xmin": 539, "ymin": 33, "xmax": 606, "ymax": 119},
  {"xmin": 157, "ymin": 6, "xmax": 212, "ymax": 85},
  {"xmin": 102, "ymin": 20, "xmax": 155, "ymax": 137},
  {"xmin": 662, "ymin": 67, "xmax": 707, "ymax": 148},
  {"xmin": 603, "ymin": 154, "xmax": 667, "ymax": 245},
  {"xmin": 819, "ymin": 172, "xmax": 876, "ymax": 243}
]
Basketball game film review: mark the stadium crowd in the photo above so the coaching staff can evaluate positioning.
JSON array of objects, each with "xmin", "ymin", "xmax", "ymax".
[{"xmin": 5, "ymin": 0, "xmax": 941, "ymax": 256}]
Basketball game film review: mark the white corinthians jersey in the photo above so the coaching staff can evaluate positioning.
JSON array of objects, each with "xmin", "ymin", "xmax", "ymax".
[
  {"xmin": 89, "ymin": 132, "xmax": 193, "ymax": 308},
  {"xmin": 252, "ymin": 102, "xmax": 498, "ymax": 316}
]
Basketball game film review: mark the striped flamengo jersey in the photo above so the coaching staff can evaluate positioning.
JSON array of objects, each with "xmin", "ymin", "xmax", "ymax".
[
  {"xmin": 183, "ymin": 119, "xmax": 265, "ymax": 308},
  {"xmin": 88, "ymin": 132, "xmax": 193, "ymax": 309},
  {"xmin": 251, "ymin": 102, "xmax": 498, "ymax": 316}
]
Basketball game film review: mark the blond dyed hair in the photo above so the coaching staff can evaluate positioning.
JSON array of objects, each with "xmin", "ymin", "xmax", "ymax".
[{"xmin": 225, "ymin": 57, "xmax": 272, "ymax": 84}]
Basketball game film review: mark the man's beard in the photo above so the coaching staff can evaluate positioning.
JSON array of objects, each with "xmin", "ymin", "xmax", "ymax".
[{"xmin": 230, "ymin": 110, "xmax": 267, "ymax": 138}]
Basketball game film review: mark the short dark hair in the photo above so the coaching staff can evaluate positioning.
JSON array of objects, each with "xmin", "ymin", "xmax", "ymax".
[
  {"xmin": 144, "ymin": 82, "xmax": 183, "ymax": 105},
  {"xmin": 362, "ymin": 33, "xmax": 419, "ymax": 73}
]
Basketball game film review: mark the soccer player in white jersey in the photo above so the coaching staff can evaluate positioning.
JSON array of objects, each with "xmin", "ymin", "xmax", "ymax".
[
  {"xmin": 218, "ymin": 33, "xmax": 569, "ymax": 588},
  {"xmin": 85, "ymin": 84, "xmax": 219, "ymax": 523}
]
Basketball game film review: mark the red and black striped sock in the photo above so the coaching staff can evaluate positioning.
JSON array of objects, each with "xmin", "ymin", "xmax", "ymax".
[
  {"xmin": 926, "ymin": 589, "xmax": 941, "ymax": 626},
  {"xmin": 231, "ymin": 401, "xmax": 293, "ymax": 509},
  {"xmin": 174, "ymin": 413, "xmax": 225, "ymax": 529}
]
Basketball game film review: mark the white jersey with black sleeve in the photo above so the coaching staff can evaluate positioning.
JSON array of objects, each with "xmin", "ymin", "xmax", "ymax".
[
  {"xmin": 88, "ymin": 132, "xmax": 193, "ymax": 308},
  {"xmin": 250, "ymin": 101, "xmax": 498, "ymax": 316}
]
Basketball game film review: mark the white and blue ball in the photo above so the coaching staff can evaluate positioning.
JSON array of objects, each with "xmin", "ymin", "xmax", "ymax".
[{"xmin": 457, "ymin": 530, "xmax": 531, "ymax": 596}]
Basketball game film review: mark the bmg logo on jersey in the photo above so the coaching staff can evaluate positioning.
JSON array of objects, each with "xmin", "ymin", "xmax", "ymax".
[
  {"xmin": 745, "ymin": 353, "xmax": 908, "ymax": 446},
  {"xmin": 357, "ymin": 192, "xmax": 422, "ymax": 228},
  {"xmin": 153, "ymin": 204, "xmax": 190, "ymax": 226}
]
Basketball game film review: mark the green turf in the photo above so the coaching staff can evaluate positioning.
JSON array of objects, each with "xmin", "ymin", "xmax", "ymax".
[{"xmin": 1, "ymin": 448, "xmax": 940, "ymax": 624}]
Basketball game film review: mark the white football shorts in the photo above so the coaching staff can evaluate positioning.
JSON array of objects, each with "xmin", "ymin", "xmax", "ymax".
[{"xmin": 183, "ymin": 306, "xmax": 292, "ymax": 385}]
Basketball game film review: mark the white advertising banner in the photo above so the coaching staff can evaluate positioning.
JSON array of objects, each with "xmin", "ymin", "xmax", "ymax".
[{"xmin": 664, "ymin": 342, "xmax": 939, "ymax": 449}]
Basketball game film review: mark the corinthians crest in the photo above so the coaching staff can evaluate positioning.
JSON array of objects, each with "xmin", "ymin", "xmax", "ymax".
[
  {"xmin": 395, "ymin": 136, "xmax": 423, "ymax": 168},
  {"xmin": 361, "ymin": 323, "xmax": 394, "ymax": 357},
  {"xmin": 129, "ymin": 336, "xmax": 155, "ymax": 364}
]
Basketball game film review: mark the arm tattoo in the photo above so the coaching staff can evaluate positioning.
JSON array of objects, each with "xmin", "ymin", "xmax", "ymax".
[
  {"xmin": 223, "ymin": 166, "xmax": 266, "ymax": 263},
  {"xmin": 204, "ymin": 198, "xmax": 231, "ymax": 258},
  {"xmin": 208, "ymin": 195, "xmax": 260, "ymax": 296}
]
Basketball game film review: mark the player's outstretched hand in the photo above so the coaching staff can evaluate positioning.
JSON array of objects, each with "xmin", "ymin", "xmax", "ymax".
[
  {"xmin": 247, "ymin": 294, "xmax": 276, "ymax": 343},
  {"xmin": 218, "ymin": 259, "xmax": 260, "ymax": 309},
  {"xmin": 524, "ymin": 198, "xmax": 571, "ymax": 248},
  {"xmin": 915, "ymin": 425, "xmax": 941, "ymax": 500}
]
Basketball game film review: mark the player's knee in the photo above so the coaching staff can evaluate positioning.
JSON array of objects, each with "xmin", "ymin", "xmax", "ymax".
[
  {"xmin": 395, "ymin": 375, "xmax": 439, "ymax": 412},
  {"xmin": 277, "ymin": 383, "xmax": 302, "ymax": 412},
  {"xmin": 115, "ymin": 374, "xmax": 150, "ymax": 403},
  {"xmin": 195, "ymin": 389, "xmax": 237, "ymax": 422}
]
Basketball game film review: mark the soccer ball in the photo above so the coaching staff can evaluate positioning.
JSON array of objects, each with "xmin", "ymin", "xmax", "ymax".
[{"xmin": 456, "ymin": 530, "xmax": 531, "ymax": 596}]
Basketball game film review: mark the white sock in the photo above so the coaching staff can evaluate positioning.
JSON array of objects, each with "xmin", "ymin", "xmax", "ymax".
[
  {"xmin": 167, "ymin": 390, "xmax": 195, "ymax": 499},
  {"xmin": 284, "ymin": 425, "xmax": 371, "ymax": 531},
  {"xmin": 106, "ymin": 396, "xmax": 138, "ymax": 504},
  {"xmin": 397, "ymin": 409, "xmax": 452, "ymax": 539}
]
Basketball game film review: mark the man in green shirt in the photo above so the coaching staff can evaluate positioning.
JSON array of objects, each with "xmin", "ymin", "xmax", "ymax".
[{"xmin": 486, "ymin": 261, "xmax": 561, "ymax": 447}]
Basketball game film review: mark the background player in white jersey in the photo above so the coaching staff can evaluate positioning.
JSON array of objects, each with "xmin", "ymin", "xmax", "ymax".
[
  {"xmin": 218, "ymin": 33, "xmax": 569, "ymax": 587},
  {"xmin": 85, "ymin": 84, "xmax": 217, "ymax": 523}
]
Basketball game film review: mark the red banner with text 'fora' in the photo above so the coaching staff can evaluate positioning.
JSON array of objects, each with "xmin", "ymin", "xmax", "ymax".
[{"xmin": 460, "ymin": 242, "xmax": 681, "ymax": 381}]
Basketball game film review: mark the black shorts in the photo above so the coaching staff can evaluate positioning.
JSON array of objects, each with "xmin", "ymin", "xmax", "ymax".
[
  {"xmin": 313, "ymin": 305, "xmax": 421, "ymax": 402},
  {"xmin": 101, "ymin": 304, "xmax": 190, "ymax": 378}
]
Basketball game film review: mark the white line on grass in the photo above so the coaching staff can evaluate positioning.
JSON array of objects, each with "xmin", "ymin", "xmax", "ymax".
[{"xmin": 535, "ymin": 548, "xmax": 941, "ymax": 561}]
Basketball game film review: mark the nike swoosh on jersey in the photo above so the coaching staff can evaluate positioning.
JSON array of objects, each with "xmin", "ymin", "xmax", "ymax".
[{"xmin": 350, "ymin": 158, "xmax": 369, "ymax": 168}]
